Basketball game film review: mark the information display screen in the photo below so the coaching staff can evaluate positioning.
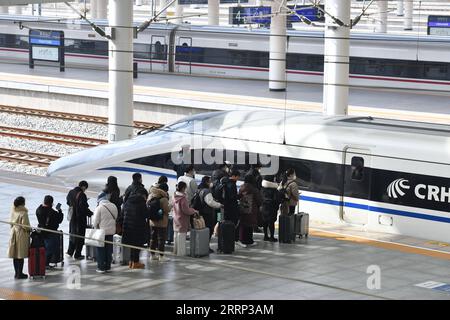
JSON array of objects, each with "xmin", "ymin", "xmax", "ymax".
[
  {"xmin": 32, "ymin": 46, "xmax": 59, "ymax": 61},
  {"xmin": 29, "ymin": 29, "xmax": 63, "ymax": 46}
]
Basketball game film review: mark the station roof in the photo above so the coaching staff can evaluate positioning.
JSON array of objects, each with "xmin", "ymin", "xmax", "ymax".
[{"xmin": 2, "ymin": 0, "xmax": 67, "ymax": 5}]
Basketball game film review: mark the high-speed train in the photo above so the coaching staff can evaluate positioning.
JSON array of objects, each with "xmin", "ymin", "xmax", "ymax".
[
  {"xmin": 1, "ymin": 15, "xmax": 450, "ymax": 91},
  {"xmin": 47, "ymin": 110, "xmax": 450, "ymax": 243}
]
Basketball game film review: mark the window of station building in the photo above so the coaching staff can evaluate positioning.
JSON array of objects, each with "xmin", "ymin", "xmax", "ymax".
[{"xmin": 351, "ymin": 157, "xmax": 364, "ymax": 181}]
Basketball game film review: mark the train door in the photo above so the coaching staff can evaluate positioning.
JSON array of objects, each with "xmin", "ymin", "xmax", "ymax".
[
  {"xmin": 150, "ymin": 36, "xmax": 167, "ymax": 72},
  {"xmin": 176, "ymin": 37, "xmax": 192, "ymax": 74},
  {"xmin": 341, "ymin": 147, "xmax": 372, "ymax": 225}
]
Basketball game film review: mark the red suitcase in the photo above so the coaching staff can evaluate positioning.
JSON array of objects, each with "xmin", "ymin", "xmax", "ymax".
[{"xmin": 28, "ymin": 247, "xmax": 46, "ymax": 280}]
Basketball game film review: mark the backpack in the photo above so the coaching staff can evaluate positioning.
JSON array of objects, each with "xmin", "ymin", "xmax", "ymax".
[
  {"xmin": 213, "ymin": 177, "xmax": 228, "ymax": 203},
  {"xmin": 148, "ymin": 197, "xmax": 163, "ymax": 221},
  {"xmin": 278, "ymin": 181, "xmax": 295, "ymax": 204},
  {"xmin": 239, "ymin": 193, "xmax": 253, "ymax": 215},
  {"xmin": 190, "ymin": 190, "xmax": 203, "ymax": 211}
]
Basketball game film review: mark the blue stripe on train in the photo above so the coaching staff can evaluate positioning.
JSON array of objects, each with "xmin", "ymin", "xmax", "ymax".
[{"xmin": 99, "ymin": 166, "xmax": 450, "ymax": 224}]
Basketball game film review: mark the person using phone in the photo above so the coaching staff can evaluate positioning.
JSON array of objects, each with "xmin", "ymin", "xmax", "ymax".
[{"xmin": 36, "ymin": 195, "xmax": 64, "ymax": 269}]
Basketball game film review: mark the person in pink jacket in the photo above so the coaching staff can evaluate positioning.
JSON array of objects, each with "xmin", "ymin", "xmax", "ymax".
[{"xmin": 173, "ymin": 181, "xmax": 198, "ymax": 256}]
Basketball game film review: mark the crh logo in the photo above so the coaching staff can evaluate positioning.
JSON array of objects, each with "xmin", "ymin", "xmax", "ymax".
[{"xmin": 387, "ymin": 178, "xmax": 410, "ymax": 199}]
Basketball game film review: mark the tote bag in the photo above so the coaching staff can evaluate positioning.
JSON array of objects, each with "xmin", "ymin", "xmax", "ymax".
[{"xmin": 85, "ymin": 228, "xmax": 105, "ymax": 248}]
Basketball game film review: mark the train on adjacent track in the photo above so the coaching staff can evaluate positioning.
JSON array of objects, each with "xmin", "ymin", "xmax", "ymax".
[
  {"xmin": 47, "ymin": 110, "xmax": 450, "ymax": 243},
  {"xmin": 1, "ymin": 15, "xmax": 450, "ymax": 91}
]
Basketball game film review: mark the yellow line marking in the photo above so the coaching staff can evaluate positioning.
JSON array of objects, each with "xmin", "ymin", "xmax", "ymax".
[
  {"xmin": 0, "ymin": 288, "xmax": 49, "ymax": 300},
  {"xmin": 310, "ymin": 228, "xmax": 450, "ymax": 261}
]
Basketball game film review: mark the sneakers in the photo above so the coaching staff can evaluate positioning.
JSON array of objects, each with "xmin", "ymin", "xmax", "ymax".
[
  {"xmin": 96, "ymin": 269, "xmax": 106, "ymax": 274},
  {"xmin": 263, "ymin": 236, "xmax": 271, "ymax": 241},
  {"xmin": 236, "ymin": 241, "xmax": 248, "ymax": 248},
  {"xmin": 269, "ymin": 237, "xmax": 278, "ymax": 242},
  {"xmin": 65, "ymin": 252, "xmax": 73, "ymax": 258},
  {"xmin": 74, "ymin": 255, "xmax": 85, "ymax": 260},
  {"xmin": 150, "ymin": 254, "xmax": 159, "ymax": 261},
  {"xmin": 131, "ymin": 262, "xmax": 145, "ymax": 269},
  {"xmin": 15, "ymin": 273, "xmax": 28, "ymax": 280},
  {"xmin": 159, "ymin": 255, "xmax": 170, "ymax": 262},
  {"xmin": 248, "ymin": 241, "xmax": 258, "ymax": 247}
]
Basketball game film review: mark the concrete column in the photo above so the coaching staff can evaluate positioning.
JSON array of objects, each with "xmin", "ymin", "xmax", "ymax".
[
  {"xmin": 91, "ymin": 0, "xmax": 98, "ymax": 19},
  {"xmin": 397, "ymin": 0, "xmax": 404, "ymax": 16},
  {"xmin": 136, "ymin": 0, "xmax": 143, "ymax": 5},
  {"xmin": 0, "ymin": 7, "xmax": 8, "ymax": 14},
  {"xmin": 269, "ymin": 0, "xmax": 287, "ymax": 91},
  {"xmin": 323, "ymin": 0, "xmax": 350, "ymax": 116},
  {"xmin": 208, "ymin": 0, "xmax": 219, "ymax": 25},
  {"xmin": 14, "ymin": 6, "xmax": 23, "ymax": 15},
  {"xmin": 175, "ymin": 3, "xmax": 184, "ymax": 24},
  {"xmin": 108, "ymin": 0, "xmax": 134, "ymax": 142},
  {"xmin": 404, "ymin": 0, "xmax": 413, "ymax": 30},
  {"xmin": 375, "ymin": 0, "xmax": 387, "ymax": 33},
  {"xmin": 97, "ymin": 0, "xmax": 108, "ymax": 19}
]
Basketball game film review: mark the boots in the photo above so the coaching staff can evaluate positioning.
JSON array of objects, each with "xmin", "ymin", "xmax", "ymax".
[{"xmin": 130, "ymin": 261, "xmax": 145, "ymax": 269}]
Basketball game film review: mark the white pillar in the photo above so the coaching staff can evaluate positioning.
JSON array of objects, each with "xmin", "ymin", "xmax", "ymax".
[
  {"xmin": 108, "ymin": 0, "xmax": 134, "ymax": 142},
  {"xmin": 97, "ymin": 0, "xmax": 108, "ymax": 19},
  {"xmin": 175, "ymin": 3, "xmax": 183, "ymax": 24},
  {"xmin": 323, "ymin": 0, "xmax": 350, "ymax": 116},
  {"xmin": 269, "ymin": 0, "xmax": 287, "ymax": 91},
  {"xmin": 208, "ymin": 0, "xmax": 219, "ymax": 25},
  {"xmin": 404, "ymin": 0, "xmax": 413, "ymax": 30},
  {"xmin": 136, "ymin": 0, "xmax": 143, "ymax": 5},
  {"xmin": 14, "ymin": 6, "xmax": 23, "ymax": 15},
  {"xmin": 159, "ymin": 0, "xmax": 167, "ymax": 19},
  {"xmin": 0, "ymin": 7, "xmax": 8, "ymax": 14},
  {"xmin": 375, "ymin": 0, "xmax": 387, "ymax": 33},
  {"xmin": 397, "ymin": 0, "xmax": 404, "ymax": 16},
  {"xmin": 91, "ymin": 0, "xmax": 98, "ymax": 19}
]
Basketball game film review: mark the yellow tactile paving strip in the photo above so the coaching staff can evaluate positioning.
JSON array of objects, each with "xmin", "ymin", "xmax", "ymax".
[
  {"xmin": 0, "ymin": 288, "xmax": 49, "ymax": 300},
  {"xmin": 311, "ymin": 228, "xmax": 450, "ymax": 261},
  {"xmin": 1, "ymin": 72, "xmax": 449, "ymax": 124}
]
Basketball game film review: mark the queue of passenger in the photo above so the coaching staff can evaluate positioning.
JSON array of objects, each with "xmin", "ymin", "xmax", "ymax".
[{"xmin": 7, "ymin": 164, "xmax": 300, "ymax": 278}]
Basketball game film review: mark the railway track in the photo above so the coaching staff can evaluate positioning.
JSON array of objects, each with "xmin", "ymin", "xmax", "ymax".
[
  {"xmin": 0, "ymin": 105, "xmax": 162, "ymax": 130},
  {"xmin": 0, "ymin": 148, "xmax": 59, "ymax": 167}
]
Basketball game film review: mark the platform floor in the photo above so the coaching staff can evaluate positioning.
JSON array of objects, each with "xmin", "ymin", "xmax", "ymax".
[{"xmin": 0, "ymin": 171, "xmax": 450, "ymax": 300}]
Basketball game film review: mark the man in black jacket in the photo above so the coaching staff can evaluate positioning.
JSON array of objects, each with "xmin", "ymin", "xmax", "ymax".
[
  {"xmin": 123, "ymin": 173, "xmax": 148, "ymax": 203},
  {"xmin": 245, "ymin": 164, "xmax": 264, "ymax": 233},
  {"xmin": 36, "ymin": 195, "xmax": 63, "ymax": 268},
  {"xmin": 222, "ymin": 169, "xmax": 241, "ymax": 241},
  {"xmin": 66, "ymin": 181, "xmax": 93, "ymax": 260}
]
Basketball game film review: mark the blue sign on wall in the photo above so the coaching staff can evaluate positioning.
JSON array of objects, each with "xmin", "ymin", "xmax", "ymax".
[{"xmin": 288, "ymin": 5, "xmax": 324, "ymax": 22}]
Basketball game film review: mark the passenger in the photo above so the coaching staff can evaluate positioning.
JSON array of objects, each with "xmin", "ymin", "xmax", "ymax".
[
  {"xmin": 149, "ymin": 182, "xmax": 171, "ymax": 262},
  {"xmin": 177, "ymin": 165, "xmax": 198, "ymax": 204},
  {"xmin": 8, "ymin": 196, "xmax": 30, "ymax": 280},
  {"xmin": 173, "ymin": 181, "xmax": 198, "ymax": 256},
  {"xmin": 123, "ymin": 173, "xmax": 148, "ymax": 204},
  {"xmin": 92, "ymin": 193, "xmax": 118, "ymax": 273},
  {"xmin": 150, "ymin": 175, "xmax": 169, "ymax": 190},
  {"xmin": 222, "ymin": 169, "xmax": 241, "ymax": 241},
  {"xmin": 261, "ymin": 175, "xmax": 280, "ymax": 242},
  {"xmin": 237, "ymin": 175, "xmax": 262, "ymax": 248},
  {"xmin": 36, "ymin": 195, "xmax": 63, "ymax": 268},
  {"xmin": 98, "ymin": 176, "xmax": 122, "ymax": 213},
  {"xmin": 279, "ymin": 169, "xmax": 299, "ymax": 216},
  {"xmin": 119, "ymin": 188, "xmax": 150, "ymax": 269},
  {"xmin": 196, "ymin": 176, "xmax": 223, "ymax": 252},
  {"xmin": 211, "ymin": 162, "xmax": 231, "ymax": 187},
  {"xmin": 66, "ymin": 181, "xmax": 93, "ymax": 260},
  {"xmin": 245, "ymin": 164, "xmax": 263, "ymax": 233}
]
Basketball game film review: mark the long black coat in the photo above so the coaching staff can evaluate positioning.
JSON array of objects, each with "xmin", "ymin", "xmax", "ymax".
[
  {"xmin": 36, "ymin": 205, "xmax": 63, "ymax": 237},
  {"xmin": 123, "ymin": 182, "xmax": 148, "ymax": 204},
  {"xmin": 261, "ymin": 186, "xmax": 280, "ymax": 224},
  {"xmin": 66, "ymin": 187, "xmax": 93, "ymax": 235},
  {"xmin": 119, "ymin": 195, "xmax": 150, "ymax": 246},
  {"xmin": 223, "ymin": 178, "xmax": 239, "ymax": 223}
]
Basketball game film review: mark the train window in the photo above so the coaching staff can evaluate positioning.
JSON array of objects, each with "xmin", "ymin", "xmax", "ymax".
[
  {"xmin": 279, "ymin": 157, "xmax": 312, "ymax": 188},
  {"xmin": 65, "ymin": 39, "xmax": 108, "ymax": 56},
  {"xmin": 0, "ymin": 34, "xmax": 28, "ymax": 49},
  {"xmin": 351, "ymin": 157, "xmax": 364, "ymax": 181},
  {"xmin": 287, "ymin": 54, "xmax": 324, "ymax": 72},
  {"xmin": 135, "ymin": 43, "xmax": 151, "ymax": 60}
]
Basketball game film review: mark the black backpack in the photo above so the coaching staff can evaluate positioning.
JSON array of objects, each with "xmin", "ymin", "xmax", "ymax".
[
  {"xmin": 148, "ymin": 197, "xmax": 163, "ymax": 221},
  {"xmin": 191, "ymin": 190, "xmax": 203, "ymax": 211},
  {"xmin": 213, "ymin": 177, "xmax": 228, "ymax": 203}
]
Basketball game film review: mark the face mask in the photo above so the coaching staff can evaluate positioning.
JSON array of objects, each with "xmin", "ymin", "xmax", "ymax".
[
  {"xmin": 291, "ymin": 175, "xmax": 297, "ymax": 180},
  {"xmin": 209, "ymin": 182, "xmax": 213, "ymax": 188}
]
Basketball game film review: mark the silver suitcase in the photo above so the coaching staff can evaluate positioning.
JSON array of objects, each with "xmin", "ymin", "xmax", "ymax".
[
  {"xmin": 190, "ymin": 228, "xmax": 210, "ymax": 257},
  {"xmin": 112, "ymin": 234, "xmax": 131, "ymax": 265},
  {"xmin": 294, "ymin": 212, "xmax": 309, "ymax": 238}
]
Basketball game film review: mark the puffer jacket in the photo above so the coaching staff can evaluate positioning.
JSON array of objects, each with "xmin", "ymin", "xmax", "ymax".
[
  {"xmin": 148, "ymin": 186, "xmax": 171, "ymax": 228},
  {"xmin": 7, "ymin": 206, "xmax": 31, "ymax": 259},
  {"xmin": 36, "ymin": 204, "xmax": 63, "ymax": 237},
  {"xmin": 173, "ymin": 191, "xmax": 197, "ymax": 233},
  {"xmin": 93, "ymin": 200, "xmax": 118, "ymax": 236},
  {"xmin": 238, "ymin": 183, "xmax": 262, "ymax": 227},
  {"xmin": 119, "ymin": 195, "xmax": 150, "ymax": 246}
]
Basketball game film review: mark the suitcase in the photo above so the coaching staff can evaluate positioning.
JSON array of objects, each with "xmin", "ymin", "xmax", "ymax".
[
  {"xmin": 28, "ymin": 247, "xmax": 46, "ymax": 279},
  {"xmin": 112, "ymin": 234, "xmax": 131, "ymax": 265},
  {"xmin": 166, "ymin": 216, "xmax": 174, "ymax": 244},
  {"xmin": 85, "ymin": 217, "xmax": 97, "ymax": 261},
  {"xmin": 50, "ymin": 231, "xmax": 64, "ymax": 267},
  {"xmin": 217, "ymin": 220, "xmax": 235, "ymax": 254},
  {"xmin": 190, "ymin": 228, "xmax": 210, "ymax": 257},
  {"xmin": 294, "ymin": 212, "xmax": 309, "ymax": 238},
  {"xmin": 279, "ymin": 214, "xmax": 295, "ymax": 244}
]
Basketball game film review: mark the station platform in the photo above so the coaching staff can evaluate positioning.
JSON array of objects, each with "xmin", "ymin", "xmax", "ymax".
[
  {"xmin": 1, "ymin": 171, "xmax": 450, "ymax": 300},
  {"xmin": 0, "ymin": 61, "xmax": 449, "ymax": 125}
]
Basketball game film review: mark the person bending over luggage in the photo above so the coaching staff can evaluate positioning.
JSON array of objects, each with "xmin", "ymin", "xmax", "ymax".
[
  {"xmin": 93, "ymin": 193, "xmax": 118, "ymax": 273},
  {"xmin": 195, "ymin": 176, "xmax": 223, "ymax": 253},
  {"xmin": 222, "ymin": 169, "xmax": 241, "ymax": 241},
  {"xmin": 149, "ymin": 182, "xmax": 171, "ymax": 262},
  {"xmin": 123, "ymin": 173, "xmax": 148, "ymax": 204},
  {"xmin": 119, "ymin": 188, "xmax": 150, "ymax": 269},
  {"xmin": 279, "ymin": 169, "xmax": 299, "ymax": 216},
  {"xmin": 36, "ymin": 195, "xmax": 63, "ymax": 269},
  {"xmin": 98, "ymin": 176, "xmax": 122, "ymax": 214},
  {"xmin": 66, "ymin": 181, "xmax": 93, "ymax": 260},
  {"xmin": 261, "ymin": 175, "xmax": 281, "ymax": 242},
  {"xmin": 177, "ymin": 165, "xmax": 198, "ymax": 204},
  {"xmin": 8, "ymin": 197, "xmax": 31, "ymax": 280},
  {"xmin": 237, "ymin": 175, "xmax": 262, "ymax": 248},
  {"xmin": 173, "ymin": 181, "xmax": 198, "ymax": 256}
]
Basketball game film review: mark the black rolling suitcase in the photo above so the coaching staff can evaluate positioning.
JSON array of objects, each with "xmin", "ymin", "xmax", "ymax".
[
  {"xmin": 50, "ymin": 230, "xmax": 64, "ymax": 267},
  {"xmin": 279, "ymin": 214, "xmax": 295, "ymax": 243},
  {"xmin": 217, "ymin": 220, "xmax": 235, "ymax": 254},
  {"xmin": 166, "ymin": 216, "xmax": 174, "ymax": 244}
]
